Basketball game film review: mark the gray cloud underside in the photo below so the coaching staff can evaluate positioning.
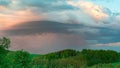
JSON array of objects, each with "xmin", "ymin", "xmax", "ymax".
[
  {"xmin": 3, "ymin": 21, "xmax": 89, "ymax": 54},
  {"xmin": 3, "ymin": 20, "xmax": 120, "ymax": 44},
  {"xmin": 4, "ymin": 21, "xmax": 84, "ymax": 35}
]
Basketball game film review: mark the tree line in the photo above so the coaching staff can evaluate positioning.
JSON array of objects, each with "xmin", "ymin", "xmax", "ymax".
[{"xmin": 0, "ymin": 37, "xmax": 120, "ymax": 68}]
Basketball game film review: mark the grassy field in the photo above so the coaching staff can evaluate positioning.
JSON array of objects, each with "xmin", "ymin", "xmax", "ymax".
[
  {"xmin": 112, "ymin": 62, "xmax": 120, "ymax": 67},
  {"xmin": 30, "ymin": 54, "xmax": 39, "ymax": 59},
  {"xmin": 89, "ymin": 62, "xmax": 120, "ymax": 68}
]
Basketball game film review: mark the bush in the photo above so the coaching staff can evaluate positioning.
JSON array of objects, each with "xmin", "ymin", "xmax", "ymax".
[
  {"xmin": 81, "ymin": 49, "xmax": 119, "ymax": 66},
  {"xmin": 32, "ymin": 54, "xmax": 87, "ymax": 68}
]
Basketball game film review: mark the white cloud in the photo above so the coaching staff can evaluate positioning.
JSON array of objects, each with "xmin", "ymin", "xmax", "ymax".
[
  {"xmin": 96, "ymin": 42, "xmax": 120, "ymax": 46},
  {"xmin": 67, "ymin": 0, "xmax": 109, "ymax": 20}
]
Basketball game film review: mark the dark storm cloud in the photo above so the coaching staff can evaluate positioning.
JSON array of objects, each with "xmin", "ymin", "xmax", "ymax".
[
  {"xmin": 4, "ymin": 20, "xmax": 84, "ymax": 36},
  {"xmin": 97, "ymin": 28, "xmax": 120, "ymax": 43},
  {"xmin": 88, "ymin": 27, "xmax": 120, "ymax": 44}
]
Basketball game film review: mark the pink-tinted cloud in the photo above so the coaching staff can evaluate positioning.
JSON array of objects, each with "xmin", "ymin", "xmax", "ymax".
[
  {"xmin": 0, "ymin": 9, "xmax": 45, "ymax": 30},
  {"xmin": 0, "ymin": 5, "xmax": 7, "ymax": 11}
]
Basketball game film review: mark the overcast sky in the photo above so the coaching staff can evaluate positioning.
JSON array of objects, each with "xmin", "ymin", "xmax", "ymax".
[{"xmin": 0, "ymin": 0, "xmax": 120, "ymax": 54}]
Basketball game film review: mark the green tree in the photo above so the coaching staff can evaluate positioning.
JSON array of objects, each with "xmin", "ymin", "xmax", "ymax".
[
  {"xmin": 81, "ymin": 49, "xmax": 119, "ymax": 66},
  {"xmin": 0, "ymin": 37, "xmax": 10, "ymax": 49},
  {"xmin": 32, "ymin": 53, "xmax": 87, "ymax": 68},
  {"xmin": 0, "ymin": 37, "xmax": 10, "ymax": 67},
  {"xmin": 14, "ymin": 50, "xmax": 30, "ymax": 68}
]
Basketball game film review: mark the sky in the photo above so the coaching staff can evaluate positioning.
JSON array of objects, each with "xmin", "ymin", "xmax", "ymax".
[{"xmin": 0, "ymin": 0, "xmax": 120, "ymax": 54}]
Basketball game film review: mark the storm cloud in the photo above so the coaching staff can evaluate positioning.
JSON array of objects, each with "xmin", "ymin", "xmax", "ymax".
[
  {"xmin": 4, "ymin": 20, "xmax": 120, "ymax": 44},
  {"xmin": 4, "ymin": 20, "xmax": 84, "ymax": 36}
]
